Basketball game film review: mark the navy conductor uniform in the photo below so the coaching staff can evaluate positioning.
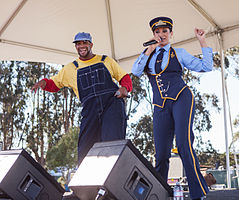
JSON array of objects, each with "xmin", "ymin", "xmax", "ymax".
[{"xmin": 132, "ymin": 17, "xmax": 213, "ymax": 200}]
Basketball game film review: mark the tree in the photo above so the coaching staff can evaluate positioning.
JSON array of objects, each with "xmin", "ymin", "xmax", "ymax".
[
  {"xmin": 230, "ymin": 114, "xmax": 239, "ymax": 151},
  {"xmin": 0, "ymin": 61, "xmax": 82, "ymax": 167},
  {"xmin": 0, "ymin": 61, "xmax": 29, "ymax": 150},
  {"xmin": 126, "ymin": 75, "xmax": 155, "ymax": 161},
  {"xmin": 24, "ymin": 62, "xmax": 65, "ymax": 165},
  {"xmin": 25, "ymin": 62, "xmax": 82, "ymax": 166},
  {"xmin": 196, "ymin": 143, "xmax": 220, "ymax": 168},
  {"xmin": 46, "ymin": 127, "xmax": 79, "ymax": 175}
]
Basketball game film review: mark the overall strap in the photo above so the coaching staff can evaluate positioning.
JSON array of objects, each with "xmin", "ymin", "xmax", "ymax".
[
  {"xmin": 72, "ymin": 60, "xmax": 78, "ymax": 68},
  {"xmin": 73, "ymin": 55, "xmax": 107, "ymax": 68},
  {"xmin": 101, "ymin": 55, "xmax": 107, "ymax": 61}
]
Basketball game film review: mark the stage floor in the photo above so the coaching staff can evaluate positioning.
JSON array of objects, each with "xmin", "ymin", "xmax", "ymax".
[
  {"xmin": 184, "ymin": 189, "xmax": 239, "ymax": 200},
  {"xmin": 63, "ymin": 189, "xmax": 239, "ymax": 200}
]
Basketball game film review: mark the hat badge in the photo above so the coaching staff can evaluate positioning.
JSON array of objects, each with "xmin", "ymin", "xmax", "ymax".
[
  {"xmin": 155, "ymin": 20, "xmax": 167, "ymax": 26},
  {"xmin": 171, "ymin": 52, "xmax": 175, "ymax": 58}
]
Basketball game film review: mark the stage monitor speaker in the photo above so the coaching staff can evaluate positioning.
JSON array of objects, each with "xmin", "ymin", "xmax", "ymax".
[
  {"xmin": 69, "ymin": 139, "xmax": 173, "ymax": 200},
  {"xmin": 0, "ymin": 149, "xmax": 65, "ymax": 200}
]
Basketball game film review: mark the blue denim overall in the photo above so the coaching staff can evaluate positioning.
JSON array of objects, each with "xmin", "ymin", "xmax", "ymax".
[
  {"xmin": 148, "ymin": 48, "xmax": 209, "ymax": 199},
  {"xmin": 73, "ymin": 55, "xmax": 126, "ymax": 165}
]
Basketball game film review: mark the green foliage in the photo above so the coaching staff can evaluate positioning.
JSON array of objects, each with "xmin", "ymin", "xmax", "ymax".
[
  {"xmin": 230, "ymin": 115, "xmax": 239, "ymax": 149},
  {"xmin": 0, "ymin": 61, "xmax": 82, "ymax": 166},
  {"xmin": 128, "ymin": 115, "xmax": 154, "ymax": 162},
  {"xmin": 0, "ymin": 61, "xmax": 29, "ymax": 149},
  {"xmin": 197, "ymin": 150, "xmax": 237, "ymax": 168},
  {"xmin": 233, "ymin": 114, "xmax": 239, "ymax": 128},
  {"xmin": 196, "ymin": 142, "xmax": 220, "ymax": 167},
  {"xmin": 24, "ymin": 62, "xmax": 67, "ymax": 164},
  {"xmin": 126, "ymin": 75, "xmax": 148, "ymax": 116},
  {"xmin": 214, "ymin": 46, "xmax": 239, "ymax": 80},
  {"xmin": 46, "ymin": 127, "xmax": 79, "ymax": 170}
]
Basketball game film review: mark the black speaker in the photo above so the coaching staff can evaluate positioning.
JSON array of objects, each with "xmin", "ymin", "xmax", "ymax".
[
  {"xmin": 69, "ymin": 140, "xmax": 173, "ymax": 200},
  {"xmin": 0, "ymin": 149, "xmax": 65, "ymax": 200}
]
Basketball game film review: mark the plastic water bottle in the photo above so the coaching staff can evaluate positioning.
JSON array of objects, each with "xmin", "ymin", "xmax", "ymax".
[{"xmin": 173, "ymin": 182, "xmax": 184, "ymax": 200}]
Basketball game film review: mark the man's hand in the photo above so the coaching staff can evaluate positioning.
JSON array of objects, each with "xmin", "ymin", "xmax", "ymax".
[
  {"xmin": 31, "ymin": 79, "xmax": 46, "ymax": 93},
  {"xmin": 114, "ymin": 87, "xmax": 128, "ymax": 98}
]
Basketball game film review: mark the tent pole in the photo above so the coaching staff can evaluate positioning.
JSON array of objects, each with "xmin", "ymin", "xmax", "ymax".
[
  {"xmin": 225, "ymin": 80, "xmax": 239, "ymax": 186},
  {"xmin": 217, "ymin": 31, "xmax": 231, "ymax": 188},
  {"xmin": 105, "ymin": 0, "xmax": 116, "ymax": 60}
]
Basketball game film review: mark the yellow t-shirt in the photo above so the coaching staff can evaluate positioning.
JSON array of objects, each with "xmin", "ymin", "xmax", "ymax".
[{"xmin": 51, "ymin": 55, "xmax": 127, "ymax": 99}]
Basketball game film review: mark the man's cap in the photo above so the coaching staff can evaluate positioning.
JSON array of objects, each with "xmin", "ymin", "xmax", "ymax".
[
  {"xmin": 149, "ymin": 17, "xmax": 173, "ymax": 31},
  {"xmin": 73, "ymin": 32, "xmax": 92, "ymax": 43}
]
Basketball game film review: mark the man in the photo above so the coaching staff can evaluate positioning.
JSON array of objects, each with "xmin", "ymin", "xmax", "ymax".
[
  {"xmin": 32, "ymin": 32, "xmax": 132, "ymax": 165},
  {"xmin": 132, "ymin": 17, "xmax": 213, "ymax": 200}
]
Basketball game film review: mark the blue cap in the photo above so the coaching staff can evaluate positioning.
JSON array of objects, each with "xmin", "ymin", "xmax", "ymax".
[
  {"xmin": 149, "ymin": 17, "xmax": 173, "ymax": 32},
  {"xmin": 73, "ymin": 32, "xmax": 92, "ymax": 43}
]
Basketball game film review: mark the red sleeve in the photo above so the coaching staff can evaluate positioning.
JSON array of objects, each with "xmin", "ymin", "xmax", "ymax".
[
  {"xmin": 119, "ymin": 74, "xmax": 132, "ymax": 92},
  {"xmin": 42, "ymin": 78, "xmax": 60, "ymax": 92}
]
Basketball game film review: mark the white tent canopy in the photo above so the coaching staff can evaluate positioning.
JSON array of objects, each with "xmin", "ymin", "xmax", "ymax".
[
  {"xmin": 1, "ymin": 0, "xmax": 239, "ymax": 188},
  {"xmin": 1, "ymin": 0, "xmax": 239, "ymax": 71}
]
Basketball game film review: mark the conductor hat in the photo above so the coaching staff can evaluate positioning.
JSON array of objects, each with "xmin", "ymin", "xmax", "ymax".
[{"xmin": 149, "ymin": 17, "xmax": 173, "ymax": 32}]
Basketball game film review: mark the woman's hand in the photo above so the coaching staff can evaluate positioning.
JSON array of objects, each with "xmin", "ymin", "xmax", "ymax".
[
  {"xmin": 144, "ymin": 37, "xmax": 161, "ymax": 56},
  {"xmin": 194, "ymin": 28, "xmax": 207, "ymax": 47}
]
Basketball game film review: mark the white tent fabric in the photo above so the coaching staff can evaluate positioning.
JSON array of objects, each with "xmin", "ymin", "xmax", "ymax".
[
  {"xmin": 1, "ymin": 0, "xmax": 239, "ymax": 72},
  {"xmin": 1, "ymin": 0, "xmax": 239, "ymax": 188}
]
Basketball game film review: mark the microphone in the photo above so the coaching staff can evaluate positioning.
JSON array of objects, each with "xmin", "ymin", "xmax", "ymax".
[
  {"xmin": 115, "ymin": 91, "xmax": 130, "ymax": 98},
  {"xmin": 143, "ymin": 40, "xmax": 157, "ymax": 47},
  {"xmin": 143, "ymin": 37, "xmax": 163, "ymax": 47}
]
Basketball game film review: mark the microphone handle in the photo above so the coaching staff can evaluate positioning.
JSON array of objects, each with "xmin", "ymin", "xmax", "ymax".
[
  {"xmin": 143, "ymin": 40, "xmax": 157, "ymax": 47},
  {"xmin": 115, "ymin": 90, "xmax": 130, "ymax": 98}
]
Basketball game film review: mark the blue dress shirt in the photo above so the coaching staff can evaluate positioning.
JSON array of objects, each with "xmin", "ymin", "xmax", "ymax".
[{"xmin": 132, "ymin": 43, "xmax": 213, "ymax": 77}]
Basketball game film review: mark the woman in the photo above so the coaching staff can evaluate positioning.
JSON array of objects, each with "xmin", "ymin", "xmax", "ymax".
[{"xmin": 132, "ymin": 16, "xmax": 213, "ymax": 200}]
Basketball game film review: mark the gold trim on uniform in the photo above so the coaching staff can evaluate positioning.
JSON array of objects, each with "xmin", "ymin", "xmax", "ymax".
[
  {"xmin": 153, "ymin": 48, "xmax": 187, "ymax": 108},
  {"xmin": 151, "ymin": 20, "xmax": 173, "ymax": 29},
  {"xmin": 187, "ymin": 89, "xmax": 207, "ymax": 195}
]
